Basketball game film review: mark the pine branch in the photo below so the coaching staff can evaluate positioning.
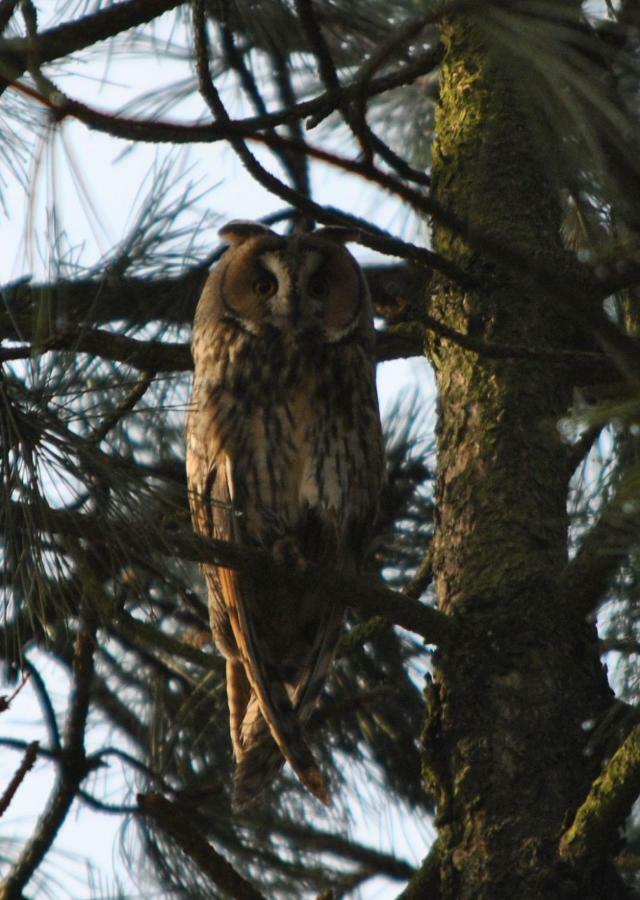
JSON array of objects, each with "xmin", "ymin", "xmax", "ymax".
[
  {"xmin": 563, "ymin": 464, "xmax": 640, "ymax": 617},
  {"xmin": 6, "ymin": 499, "xmax": 456, "ymax": 647},
  {"xmin": 112, "ymin": 608, "xmax": 222, "ymax": 673},
  {"xmin": 0, "ymin": 615, "xmax": 98, "ymax": 899},
  {"xmin": 2, "ymin": 280, "xmax": 617, "ymax": 372},
  {"xmin": 0, "ymin": 0, "xmax": 183, "ymax": 69},
  {"xmin": 138, "ymin": 792, "xmax": 267, "ymax": 900},
  {"xmin": 559, "ymin": 722, "xmax": 640, "ymax": 870},
  {"xmin": 0, "ymin": 263, "xmax": 428, "ymax": 338},
  {"xmin": 271, "ymin": 820, "xmax": 415, "ymax": 882},
  {"xmin": 1, "ymin": 11, "xmax": 441, "ymax": 118},
  {"xmin": 14, "ymin": 66, "xmax": 467, "ymax": 283},
  {"xmin": 16, "ymin": 64, "xmax": 638, "ymax": 361},
  {"xmin": 1, "ymin": 321, "xmax": 423, "ymax": 368}
]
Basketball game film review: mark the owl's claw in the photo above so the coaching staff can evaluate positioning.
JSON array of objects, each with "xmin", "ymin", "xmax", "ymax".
[{"xmin": 271, "ymin": 536, "xmax": 308, "ymax": 572}]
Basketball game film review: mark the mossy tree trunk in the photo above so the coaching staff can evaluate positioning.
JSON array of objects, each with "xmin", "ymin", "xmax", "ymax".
[{"xmin": 423, "ymin": 15, "xmax": 624, "ymax": 899}]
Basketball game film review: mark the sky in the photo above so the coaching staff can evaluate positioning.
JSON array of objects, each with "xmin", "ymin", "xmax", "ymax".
[{"xmin": 0, "ymin": 5, "xmax": 437, "ymax": 898}]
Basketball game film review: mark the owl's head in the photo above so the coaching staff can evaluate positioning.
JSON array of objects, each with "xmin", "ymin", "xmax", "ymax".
[{"xmin": 197, "ymin": 221, "xmax": 374, "ymax": 346}]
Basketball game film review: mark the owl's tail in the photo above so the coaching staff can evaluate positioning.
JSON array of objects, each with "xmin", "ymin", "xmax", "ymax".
[
  {"xmin": 231, "ymin": 608, "xmax": 345, "ymax": 809},
  {"xmin": 232, "ymin": 689, "xmax": 328, "ymax": 810},
  {"xmin": 232, "ymin": 700, "xmax": 284, "ymax": 810}
]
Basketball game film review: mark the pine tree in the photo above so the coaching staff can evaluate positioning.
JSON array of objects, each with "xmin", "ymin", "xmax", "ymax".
[{"xmin": 1, "ymin": 1, "xmax": 640, "ymax": 898}]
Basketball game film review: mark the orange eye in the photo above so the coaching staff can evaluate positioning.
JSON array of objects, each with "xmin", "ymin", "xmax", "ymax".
[
  {"xmin": 308, "ymin": 273, "xmax": 329, "ymax": 299},
  {"xmin": 253, "ymin": 273, "xmax": 277, "ymax": 298}
]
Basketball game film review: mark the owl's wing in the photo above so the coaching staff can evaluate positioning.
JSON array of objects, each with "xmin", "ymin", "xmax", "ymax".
[{"xmin": 213, "ymin": 454, "xmax": 329, "ymax": 805}]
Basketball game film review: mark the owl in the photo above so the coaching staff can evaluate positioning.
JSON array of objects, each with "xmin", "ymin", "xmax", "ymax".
[{"xmin": 186, "ymin": 220, "xmax": 385, "ymax": 808}]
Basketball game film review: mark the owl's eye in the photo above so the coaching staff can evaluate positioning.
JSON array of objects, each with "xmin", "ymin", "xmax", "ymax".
[
  {"xmin": 308, "ymin": 273, "xmax": 329, "ymax": 299},
  {"xmin": 253, "ymin": 273, "xmax": 278, "ymax": 298}
]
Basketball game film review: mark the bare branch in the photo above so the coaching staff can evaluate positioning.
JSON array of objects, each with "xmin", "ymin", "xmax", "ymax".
[
  {"xmin": 0, "ymin": 673, "xmax": 30, "ymax": 714},
  {"xmin": 559, "ymin": 723, "xmax": 640, "ymax": 870},
  {"xmin": 138, "ymin": 792, "xmax": 267, "ymax": 900},
  {"xmin": 0, "ymin": 0, "xmax": 20, "ymax": 34},
  {"xmin": 3, "ymin": 323, "xmax": 422, "ymax": 369},
  {"xmin": 41, "ymin": 329, "xmax": 191, "ymax": 371},
  {"xmin": 376, "ymin": 324, "xmax": 425, "ymax": 362}
]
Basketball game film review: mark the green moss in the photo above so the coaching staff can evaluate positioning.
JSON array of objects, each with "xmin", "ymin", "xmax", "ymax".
[{"xmin": 560, "ymin": 723, "xmax": 640, "ymax": 867}]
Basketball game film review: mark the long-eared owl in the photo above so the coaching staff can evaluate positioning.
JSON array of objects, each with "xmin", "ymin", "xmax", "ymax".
[{"xmin": 186, "ymin": 221, "xmax": 385, "ymax": 808}]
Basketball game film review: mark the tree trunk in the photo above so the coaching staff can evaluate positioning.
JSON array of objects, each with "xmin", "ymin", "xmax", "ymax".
[{"xmin": 423, "ymin": 15, "xmax": 622, "ymax": 898}]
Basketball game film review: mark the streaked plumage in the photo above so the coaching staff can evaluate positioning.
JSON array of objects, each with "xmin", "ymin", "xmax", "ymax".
[{"xmin": 186, "ymin": 221, "xmax": 385, "ymax": 807}]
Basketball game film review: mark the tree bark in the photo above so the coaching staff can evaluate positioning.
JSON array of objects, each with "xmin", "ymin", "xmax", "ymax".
[{"xmin": 423, "ymin": 14, "xmax": 622, "ymax": 898}]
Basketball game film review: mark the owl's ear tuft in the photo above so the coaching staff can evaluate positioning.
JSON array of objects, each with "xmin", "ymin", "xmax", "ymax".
[
  {"xmin": 313, "ymin": 226, "xmax": 361, "ymax": 245},
  {"xmin": 219, "ymin": 220, "xmax": 275, "ymax": 246}
]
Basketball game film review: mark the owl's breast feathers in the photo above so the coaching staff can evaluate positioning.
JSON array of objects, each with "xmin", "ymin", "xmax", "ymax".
[
  {"xmin": 190, "ymin": 325, "xmax": 383, "ymax": 556},
  {"xmin": 186, "ymin": 322, "xmax": 384, "ymax": 807}
]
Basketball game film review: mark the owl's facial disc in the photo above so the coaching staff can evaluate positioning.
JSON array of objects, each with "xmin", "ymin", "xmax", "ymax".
[{"xmin": 256, "ymin": 249, "xmax": 360, "ymax": 342}]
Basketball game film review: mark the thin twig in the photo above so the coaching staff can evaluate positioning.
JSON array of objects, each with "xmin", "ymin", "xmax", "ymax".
[
  {"xmin": 403, "ymin": 546, "xmax": 434, "ymax": 601},
  {"xmin": 0, "ymin": 742, "xmax": 39, "ymax": 818},
  {"xmin": 90, "ymin": 371, "xmax": 154, "ymax": 444},
  {"xmin": 271, "ymin": 819, "xmax": 415, "ymax": 882},
  {"xmin": 567, "ymin": 424, "xmax": 605, "ymax": 478},
  {"xmin": 0, "ymin": 672, "xmax": 30, "ymax": 714},
  {"xmin": 562, "ymin": 463, "xmax": 640, "ymax": 617},
  {"xmin": 22, "ymin": 660, "xmax": 61, "ymax": 751},
  {"xmin": 294, "ymin": 0, "xmax": 373, "ymax": 161}
]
